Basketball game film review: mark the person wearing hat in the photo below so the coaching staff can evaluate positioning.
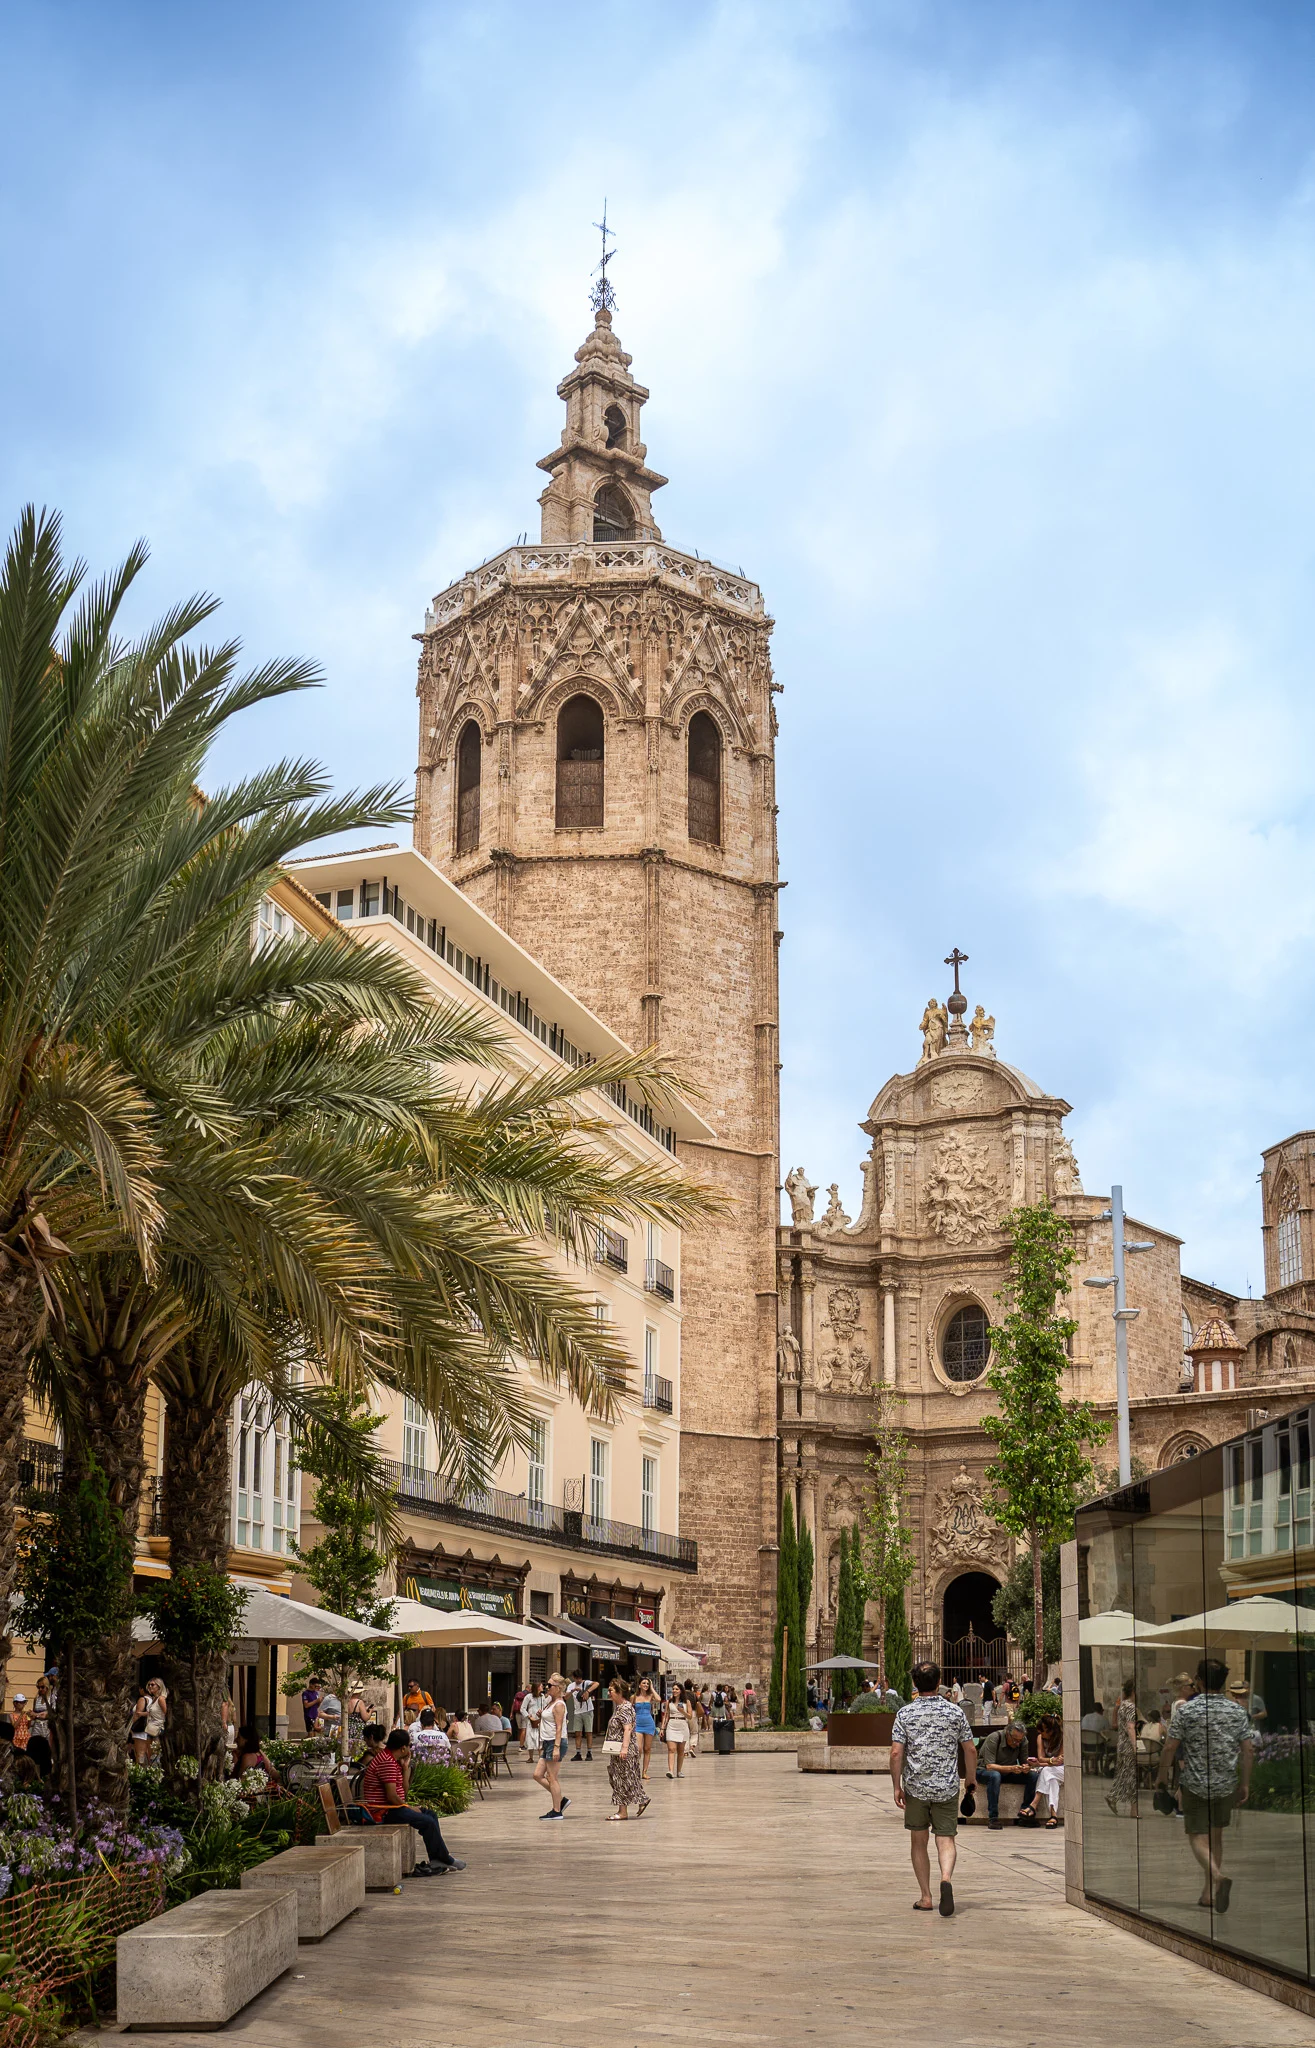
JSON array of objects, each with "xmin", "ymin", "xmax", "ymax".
[
  {"xmin": 9, "ymin": 1695, "xmax": 31, "ymax": 1750},
  {"xmin": 1227, "ymin": 1679, "xmax": 1267, "ymax": 1730}
]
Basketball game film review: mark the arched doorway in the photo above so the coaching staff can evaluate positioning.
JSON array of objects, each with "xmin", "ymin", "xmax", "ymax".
[{"xmin": 941, "ymin": 1571, "xmax": 1002, "ymax": 1683}]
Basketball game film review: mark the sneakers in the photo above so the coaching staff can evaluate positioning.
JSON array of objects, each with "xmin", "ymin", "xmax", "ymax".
[
  {"xmin": 585, "ymin": 1752, "xmax": 594, "ymax": 1761},
  {"xmin": 540, "ymin": 1809, "xmax": 562, "ymax": 1820},
  {"xmin": 559, "ymin": 1797, "xmax": 571, "ymax": 1814},
  {"xmin": 444, "ymin": 1859, "xmax": 467, "ymax": 1871},
  {"xmin": 988, "ymin": 1818, "xmax": 1003, "ymax": 1830},
  {"xmin": 570, "ymin": 1754, "xmax": 584, "ymax": 1764}
]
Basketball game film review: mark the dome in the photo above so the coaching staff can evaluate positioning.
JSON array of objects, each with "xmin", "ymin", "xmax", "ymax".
[{"xmin": 1188, "ymin": 1316, "xmax": 1244, "ymax": 1356}]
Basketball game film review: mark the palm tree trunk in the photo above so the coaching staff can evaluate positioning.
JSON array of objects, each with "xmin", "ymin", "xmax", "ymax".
[
  {"xmin": 161, "ymin": 1384, "xmax": 232, "ymax": 1778},
  {"xmin": 0, "ymin": 1265, "xmax": 41, "ymax": 1680},
  {"xmin": 66, "ymin": 1347, "xmax": 151, "ymax": 1812}
]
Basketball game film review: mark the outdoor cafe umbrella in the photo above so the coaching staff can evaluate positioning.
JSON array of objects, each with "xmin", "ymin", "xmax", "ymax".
[
  {"xmin": 806, "ymin": 1655, "xmax": 883, "ymax": 1671},
  {"xmin": 132, "ymin": 1586, "xmax": 396, "ymax": 1648},
  {"xmin": 1078, "ymin": 1609, "xmax": 1144, "ymax": 1649},
  {"xmin": 1136, "ymin": 1596, "xmax": 1315, "ymax": 1652},
  {"xmin": 382, "ymin": 1598, "xmax": 573, "ymax": 1649}
]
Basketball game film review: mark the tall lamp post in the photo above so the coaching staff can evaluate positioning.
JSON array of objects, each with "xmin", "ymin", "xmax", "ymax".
[{"xmin": 1083, "ymin": 1185, "xmax": 1155, "ymax": 1486}]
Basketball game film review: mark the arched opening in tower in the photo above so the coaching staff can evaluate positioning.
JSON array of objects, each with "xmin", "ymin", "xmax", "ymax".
[
  {"xmin": 556, "ymin": 694, "xmax": 605, "ymax": 829},
  {"xmin": 455, "ymin": 719, "xmax": 482, "ymax": 855},
  {"xmin": 593, "ymin": 482, "xmax": 635, "ymax": 542},
  {"xmin": 687, "ymin": 711, "xmax": 722, "ymax": 846}
]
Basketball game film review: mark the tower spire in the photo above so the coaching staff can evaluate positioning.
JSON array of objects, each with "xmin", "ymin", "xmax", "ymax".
[{"xmin": 591, "ymin": 201, "xmax": 617, "ymax": 316}]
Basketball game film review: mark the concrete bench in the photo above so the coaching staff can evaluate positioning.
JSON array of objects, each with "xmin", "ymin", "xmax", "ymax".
[
  {"xmin": 314, "ymin": 1822, "xmax": 407, "ymax": 1890},
  {"xmin": 240, "ymin": 1842, "xmax": 365, "ymax": 1940},
  {"xmin": 117, "ymin": 1887, "xmax": 297, "ymax": 2030}
]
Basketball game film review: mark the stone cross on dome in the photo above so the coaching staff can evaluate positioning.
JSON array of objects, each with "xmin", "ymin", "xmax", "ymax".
[{"xmin": 944, "ymin": 947, "xmax": 971, "ymax": 1051}]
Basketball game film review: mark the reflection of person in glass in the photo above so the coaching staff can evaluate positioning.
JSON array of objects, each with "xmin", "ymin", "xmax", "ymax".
[
  {"xmin": 1106, "ymin": 1676, "xmax": 1139, "ymax": 1819},
  {"xmin": 1154, "ymin": 1657, "xmax": 1254, "ymax": 1914}
]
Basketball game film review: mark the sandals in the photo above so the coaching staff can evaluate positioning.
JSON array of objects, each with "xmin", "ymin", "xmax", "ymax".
[
  {"xmin": 1044, "ymin": 1817, "xmax": 1061, "ymax": 1828},
  {"xmin": 606, "ymin": 1813, "xmax": 629, "ymax": 1822}
]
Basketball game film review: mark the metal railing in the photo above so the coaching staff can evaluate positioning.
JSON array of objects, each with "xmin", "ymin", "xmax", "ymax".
[
  {"xmin": 596, "ymin": 1226, "xmax": 628, "ymax": 1274},
  {"xmin": 17, "ymin": 1439, "xmax": 63, "ymax": 1513},
  {"xmin": 643, "ymin": 1373, "xmax": 674, "ymax": 1414},
  {"xmin": 381, "ymin": 1458, "xmax": 696, "ymax": 1571},
  {"xmin": 644, "ymin": 1257, "xmax": 675, "ymax": 1300}
]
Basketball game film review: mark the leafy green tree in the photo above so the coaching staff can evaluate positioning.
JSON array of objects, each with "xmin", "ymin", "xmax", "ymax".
[
  {"xmin": 14, "ymin": 1462, "xmax": 134, "ymax": 1819},
  {"xmin": 991, "ymin": 1544, "xmax": 1063, "ymax": 1667},
  {"xmin": 858, "ymin": 1389, "xmax": 916, "ymax": 1684},
  {"xmin": 982, "ymin": 1204, "xmax": 1109, "ymax": 1686},
  {"xmin": 769, "ymin": 1493, "xmax": 800, "ymax": 1726},
  {"xmin": 282, "ymin": 1398, "xmax": 411, "ymax": 1760},
  {"xmin": 137, "ymin": 1566, "xmax": 250, "ymax": 1786},
  {"xmin": 884, "ymin": 1588, "xmax": 912, "ymax": 1702},
  {"xmin": 832, "ymin": 1527, "xmax": 857, "ymax": 1703}
]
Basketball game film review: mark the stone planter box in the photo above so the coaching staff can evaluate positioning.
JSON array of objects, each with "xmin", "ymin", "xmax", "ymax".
[
  {"xmin": 117, "ymin": 1887, "xmax": 297, "ymax": 2029},
  {"xmin": 826, "ymin": 1712, "xmax": 895, "ymax": 1746}
]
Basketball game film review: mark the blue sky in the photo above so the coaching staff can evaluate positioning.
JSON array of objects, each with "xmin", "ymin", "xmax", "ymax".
[{"xmin": 3, "ymin": 0, "xmax": 1313, "ymax": 1292}]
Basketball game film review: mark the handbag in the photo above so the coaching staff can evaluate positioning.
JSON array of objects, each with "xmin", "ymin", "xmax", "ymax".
[{"xmin": 602, "ymin": 1736, "xmax": 624, "ymax": 1757}]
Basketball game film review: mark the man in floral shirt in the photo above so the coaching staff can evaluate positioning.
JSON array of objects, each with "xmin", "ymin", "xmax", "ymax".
[
  {"xmin": 890, "ymin": 1662, "xmax": 977, "ymax": 1917},
  {"xmin": 1155, "ymin": 1658, "xmax": 1253, "ymax": 1914}
]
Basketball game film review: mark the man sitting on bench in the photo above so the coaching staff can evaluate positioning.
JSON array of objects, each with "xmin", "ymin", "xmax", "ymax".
[{"xmin": 360, "ymin": 1729, "xmax": 466, "ymax": 1876}]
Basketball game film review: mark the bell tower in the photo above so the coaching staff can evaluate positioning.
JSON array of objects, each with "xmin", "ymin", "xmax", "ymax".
[{"xmin": 413, "ymin": 276, "xmax": 782, "ymax": 1676}]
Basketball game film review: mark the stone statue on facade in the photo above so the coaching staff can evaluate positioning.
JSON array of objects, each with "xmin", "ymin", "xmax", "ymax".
[
  {"xmin": 776, "ymin": 1327, "xmax": 802, "ymax": 1384},
  {"xmin": 919, "ymin": 998, "xmax": 949, "ymax": 1063},
  {"xmin": 815, "ymin": 1184, "xmax": 852, "ymax": 1235},
  {"xmin": 925, "ymin": 1133, "xmax": 1005, "ymax": 1246},
  {"xmin": 784, "ymin": 1166, "xmax": 817, "ymax": 1225},
  {"xmin": 930, "ymin": 1464, "xmax": 1006, "ymax": 1569},
  {"xmin": 1053, "ymin": 1130, "xmax": 1083, "ymax": 1195},
  {"xmin": 969, "ymin": 1004, "xmax": 996, "ymax": 1055}
]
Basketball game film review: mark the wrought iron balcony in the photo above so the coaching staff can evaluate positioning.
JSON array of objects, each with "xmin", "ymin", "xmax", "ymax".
[
  {"xmin": 596, "ymin": 1226, "xmax": 628, "ymax": 1274},
  {"xmin": 643, "ymin": 1373, "xmax": 674, "ymax": 1414},
  {"xmin": 380, "ymin": 1458, "xmax": 696, "ymax": 1572},
  {"xmin": 17, "ymin": 1439, "xmax": 62, "ymax": 1513},
  {"xmin": 644, "ymin": 1257, "xmax": 675, "ymax": 1301}
]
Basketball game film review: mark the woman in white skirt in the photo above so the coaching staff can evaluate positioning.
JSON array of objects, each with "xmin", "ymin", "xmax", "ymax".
[
  {"xmin": 661, "ymin": 1686, "xmax": 693, "ymax": 1778},
  {"xmin": 1034, "ymin": 1712, "xmax": 1065, "ymax": 1827}
]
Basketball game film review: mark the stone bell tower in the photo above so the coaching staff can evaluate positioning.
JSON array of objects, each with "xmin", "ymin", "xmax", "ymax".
[{"xmin": 413, "ymin": 283, "xmax": 782, "ymax": 1675}]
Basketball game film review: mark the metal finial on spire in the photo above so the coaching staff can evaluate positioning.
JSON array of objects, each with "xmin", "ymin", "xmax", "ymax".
[{"xmin": 591, "ymin": 201, "xmax": 617, "ymax": 315}]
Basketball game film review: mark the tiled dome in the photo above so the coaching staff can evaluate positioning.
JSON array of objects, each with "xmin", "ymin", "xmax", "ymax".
[{"xmin": 1188, "ymin": 1316, "xmax": 1244, "ymax": 1355}]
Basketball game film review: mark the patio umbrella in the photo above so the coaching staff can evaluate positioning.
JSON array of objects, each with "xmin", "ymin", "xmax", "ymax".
[
  {"xmin": 1078, "ymin": 1609, "xmax": 1144, "ymax": 1648},
  {"xmin": 131, "ymin": 1586, "xmax": 396, "ymax": 1648},
  {"xmin": 1137, "ymin": 1596, "xmax": 1315, "ymax": 1651},
  {"xmin": 382, "ymin": 1597, "xmax": 573, "ymax": 1648},
  {"xmin": 806, "ymin": 1655, "xmax": 883, "ymax": 1671}
]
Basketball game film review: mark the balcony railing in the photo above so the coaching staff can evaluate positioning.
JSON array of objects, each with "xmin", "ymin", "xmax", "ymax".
[
  {"xmin": 644, "ymin": 1258, "xmax": 675, "ymax": 1301},
  {"xmin": 596, "ymin": 1226, "xmax": 628, "ymax": 1274},
  {"xmin": 18, "ymin": 1439, "xmax": 63, "ymax": 1513},
  {"xmin": 381, "ymin": 1458, "xmax": 696, "ymax": 1571},
  {"xmin": 643, "ymin": 1373, "xmax": 674, "ymax": 1415}
]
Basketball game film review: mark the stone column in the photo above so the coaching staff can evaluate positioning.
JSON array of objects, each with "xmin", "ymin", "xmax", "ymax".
[
  {"xmin": 800, "ymin": 1467, "xmax": 820, "ymax": 1661},
  {"xmin": 799, "ymin": 1258, "xmax": 816, "ymax": 1389},
  {"xmin": 882, "ymin": 1285, "xmax": 897, "ymax": 1386}
]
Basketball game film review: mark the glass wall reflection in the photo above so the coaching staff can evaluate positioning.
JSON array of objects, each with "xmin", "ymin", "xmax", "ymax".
[{"xmin": 1077, "ymin": 1406, "xmax": 1315, "ymax": 1987}]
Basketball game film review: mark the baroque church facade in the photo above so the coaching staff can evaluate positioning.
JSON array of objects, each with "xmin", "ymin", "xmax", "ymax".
[
  {"xmin": 410, "ymin": 286, "xmax": 1315, "ymax": 1683},
  {"xmin": 779, "ymin": 984, "xmax": 1315, "ymax": 1675}
]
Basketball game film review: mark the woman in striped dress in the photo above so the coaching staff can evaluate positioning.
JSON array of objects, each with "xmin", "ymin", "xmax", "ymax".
[{"xmin": 604, "ymin": 1678, "xmax": 649, "ymax": 1821}]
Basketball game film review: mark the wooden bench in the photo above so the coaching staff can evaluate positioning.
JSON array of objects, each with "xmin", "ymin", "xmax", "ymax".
[
  {"xmin": 117, "ymin": 1888, "xmax": 297, "ymax": 2030},
  {"xmin": 240, "ymin": 1841, "xmax": 365, "ymax": 1941}
]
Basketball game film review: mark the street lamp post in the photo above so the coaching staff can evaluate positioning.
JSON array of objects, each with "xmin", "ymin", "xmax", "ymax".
[{"xmin": 1083, "ymin": 1184, "xmax": 1156, "ymax": 1487}]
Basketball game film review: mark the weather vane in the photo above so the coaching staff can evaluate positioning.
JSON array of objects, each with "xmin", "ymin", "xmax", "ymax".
[{"xmin": 591, "ymin": 201, "xmax": 617, "ymax": 316}]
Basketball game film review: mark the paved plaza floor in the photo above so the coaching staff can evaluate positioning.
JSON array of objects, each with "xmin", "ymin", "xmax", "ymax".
[{"xmin": 88, "ymin": 1754, "xmax": 1315, "ymax": 2046}]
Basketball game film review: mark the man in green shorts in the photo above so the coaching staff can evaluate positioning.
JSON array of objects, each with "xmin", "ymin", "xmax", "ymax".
[
  {"xmin": 890, "ymin": 1660, "xmax": 978, "ymax": 1917},
  {"xmin": 1154, "ymin": 1656, "xmax": 1253, "ymax": 1914}
]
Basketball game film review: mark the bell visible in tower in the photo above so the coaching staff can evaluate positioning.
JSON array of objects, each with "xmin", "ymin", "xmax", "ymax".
[{"xmin": 536, "ymin": 212, "xmax": 668, "ymax": 546}]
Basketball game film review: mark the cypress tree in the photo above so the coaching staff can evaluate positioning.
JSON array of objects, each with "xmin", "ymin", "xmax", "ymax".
[
  {"xmin": 769, "ymin": 1493, "xmax": 800, "ymax": 1725},
  {"xmin": 794, "ymin": 1518, "xmax": 814, "ymax": 1720},
  {"xmin": 833, "ymin": 1527, "xmax": 854, "ymax": 1703}
]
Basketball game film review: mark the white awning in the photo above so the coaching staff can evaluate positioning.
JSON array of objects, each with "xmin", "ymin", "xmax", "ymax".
[
  {"xmin": 384, "ymin": 1597, "xmax": 573, "ymax": 1649},
  {"xmin": 605, "ymin": 1617, "xmax": 703, "ymax": 1670},
  {"xmin": 131, "ymin": 1587, "xmax": 394, "ymax": 1649}
]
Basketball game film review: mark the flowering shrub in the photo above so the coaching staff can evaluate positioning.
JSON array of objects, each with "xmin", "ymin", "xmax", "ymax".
[{"xmin": 0, "ymin": 1793, "xmax": 186, "ymax": 1896}]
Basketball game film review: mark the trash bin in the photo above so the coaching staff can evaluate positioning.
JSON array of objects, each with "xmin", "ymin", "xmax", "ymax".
[{"xmin": 714, "ymin": 1721, "xmax": 735, "ymax": 1754}]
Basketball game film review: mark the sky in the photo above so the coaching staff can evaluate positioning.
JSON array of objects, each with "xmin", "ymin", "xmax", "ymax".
[{"xmin": 2, "ymin": 0, "xmax": 1314, "ymax": 1292}]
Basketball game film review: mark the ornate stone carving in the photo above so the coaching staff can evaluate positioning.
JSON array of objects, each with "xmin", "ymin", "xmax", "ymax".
[
  {"xmin": 1053, "ymin": 1131, "xmax": 1083, "ymax": 1195},
  {"xmin": 969, "ymin": 1006, "xmax": 996, "ymax": 1055},
  {"xmin": 825, "ymin": 1287, "xmax": 862, "ymax": 1342},
  {"xmin": 931, "ymin": 1069, "xmax": 982, "ymax": 1112},
  {"xmin": 784, "ymin": 1166, "xmax": 817, "ymax": 1225},
  {"xmin": 925, "ymin": 1134, "xmax": 1005, "ymax": 1246},
  {"xmin": 919, "ymin": 998, "xmax": 948, "ymax": 1063},
  {"xmin": 930, "ymin": 1465, "xmax": 1006, "ymax": 1569},
  {"xmin": 776, "ymin": 1328, "xmax": 801, "ymax": 1384},
  {"xmin": 814, "ymin": 1184, "xmax": 852, "ymax": 1236},
  {"xmin": 816, "ymin": 1352, "xmax": 838, "ymax": 1390},
  {"xmin": 826, "ymin": 1475, "xmax": 861, "ymax": 1527}
]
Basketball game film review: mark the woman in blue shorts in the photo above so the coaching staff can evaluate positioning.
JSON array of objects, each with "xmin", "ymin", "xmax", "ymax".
[{"xmin": 633, "ymin": 1676, "xmax": 659, "ymax": 1781}]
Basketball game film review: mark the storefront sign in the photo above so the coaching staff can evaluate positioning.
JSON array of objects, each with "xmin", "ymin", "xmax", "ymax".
[
  {"xmin": 229, "ymin": 1639, "xmax": 259, "ymax": 1666},
  {"xmin": 635, "ymin": 1604, "xmax": 656, "ymax": 1630},
  {"xmin": 563, "ymin": 1596, "xmax": 587, "ymax": 1618},
  {"xmin": 405, "ymin": 1574, "xmax": 517, "ymax": 1618}
]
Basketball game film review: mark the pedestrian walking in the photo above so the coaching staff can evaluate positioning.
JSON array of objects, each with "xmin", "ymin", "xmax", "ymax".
[
  {"xmin": 533, "ymin": 1673, "xmax": 571, "ymax": 1820},
  {"xmin": 889, "ymin": 1659, "xmax": 977, "ymax": 1918},
  {"xmin": 568, "ymin": 1675, "xmax": 598, "ymax": 1763},
  {"xmin": 686, "ymin": 1682, "xmax": 703, "ymax": 1758},
  {"xmin": 661, "ymin": 1686, "xmax": 693, "ymax": 1776},
  {"xmin": 634, "ymin": 1676, "xmax": 659, "ymax": 1780},
  {"xmin": 128, "ymin": 1678, "xmax": 168, "ymax": 1766},
  {"xmin": 1106, "ymin": 1677, "xmax": 1139, "ymax": 1819},
  {"xmin": 519, "ymin": 1678, "xmax": 545, "ymax": 1755},
  {"xmin": 603, "ymin": 1678, "xmax": 649, "ymax": 1821},
  {"xmin": 1154, "ymin": 1657, "xmax": 1253, "ymax": 1914},
  {"xmin": 743, "ymin": 1680, "xmax": 757, "ymax": 1728}
]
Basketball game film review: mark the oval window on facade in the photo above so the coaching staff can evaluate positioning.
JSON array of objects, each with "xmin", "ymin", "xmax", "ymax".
[{"xmin": 942, "ymin": 1304, "xmax": 990, "ymax": 1383}]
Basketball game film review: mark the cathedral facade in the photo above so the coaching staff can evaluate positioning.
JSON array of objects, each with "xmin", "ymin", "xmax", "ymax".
[
  {"xmin": 779, "ymin": 980, "xmax": 1315, "ymax": 1676},
  {"xmin": 413, "ymin": 304, "xmax": 782, "ymax": 1674}
]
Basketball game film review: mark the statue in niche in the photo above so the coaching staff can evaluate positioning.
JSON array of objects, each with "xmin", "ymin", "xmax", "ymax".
[
  {"xmin": 970, "ymin": 1005, "xmax": 996, "ymax": 1055},
  {"xmin": 847, "ymin": 1347, "xmax": 873, "ymax": 1393},
  {"xmin": 776, "ymin": 1328, "xmax": 802, "ymax": 1385},
  {"xmin": 815, "ymin": 1184, "xmax": 852, "ymax": 1236},
  {"xmin": 919, "ymin": 998, "xmax": 948, "ymax": 1063},
  {"xmin": 856, "ymin": 1152, "xmax": 879, "ymax": 1228},
  {"xmin": 784, "ymin": 1166, "xmax": 817, "ymax": 1225},
  {"xmin": 1053, "ymin": 1131, "xmax": 1084, "ymax": 1195}
]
